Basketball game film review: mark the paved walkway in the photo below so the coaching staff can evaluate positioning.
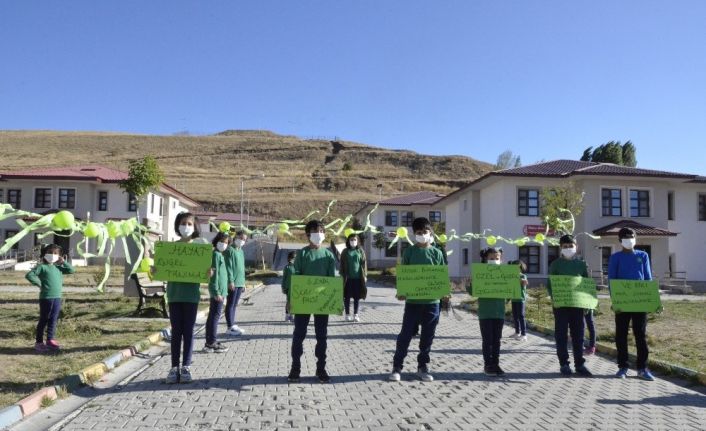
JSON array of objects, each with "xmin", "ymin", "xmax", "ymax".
[{"xmin": 22, "ymin": 284, "xmax": 706, "ymax": 430}]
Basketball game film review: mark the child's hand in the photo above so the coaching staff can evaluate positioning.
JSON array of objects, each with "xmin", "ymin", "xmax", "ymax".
[
  {"xmin": 216, "ymin": 295, "xmax": 224, "ymax": 302},
  {"xmin": 396, "ymin": 295, "xmax": 406, "ymax": 301},
  {"xmin": 56, "ymin": 256, "xmax": 65, "ymax": 265},
  {"xmin": 228, "ymin": 283, "xmax": 235, "ymax": 292},
  {"xmin": 521, "ymin": 279, "xmax": 528, "ymax": 287},
  {"xmin": 208, "ymin": 267, "xmax": 215, "ymax": 278}
]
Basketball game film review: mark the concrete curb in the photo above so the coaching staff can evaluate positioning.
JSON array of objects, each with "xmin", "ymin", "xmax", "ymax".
[
  {"xmin": 460, "ymin": 304, "xmax": 706, "ymax": 385},
  {"xmin": 3, "ymin": 283, "xmax": 268, "ymax": 430}
]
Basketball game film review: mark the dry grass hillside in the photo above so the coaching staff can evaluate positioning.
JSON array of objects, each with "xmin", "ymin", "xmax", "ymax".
[{"xmin": 0, "ymin": 130, "xmax": 493, "ymax": 219}]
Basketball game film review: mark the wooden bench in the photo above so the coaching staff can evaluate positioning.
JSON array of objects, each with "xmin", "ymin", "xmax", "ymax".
[{"xmin": 130, "ymin": 273, "xmax": 169, "ymax": 318}]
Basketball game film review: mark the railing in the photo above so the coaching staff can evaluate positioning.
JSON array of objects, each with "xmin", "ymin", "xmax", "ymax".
[{"xmin": 0, "ymin": 246, "xmax": 43, "ymax": 270}]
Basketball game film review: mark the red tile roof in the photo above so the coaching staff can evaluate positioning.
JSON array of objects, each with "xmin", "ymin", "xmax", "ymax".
[
  {"xmin": 379, "ymin": 191, "xmax": 446, "ymax": 206},
  {"xmin": 0, "ymin": 165, "xmax": 200, "ymax": 207},
  {"xmin": 592, "ymin": 220, "xmax": 678, "ymax": 237}
]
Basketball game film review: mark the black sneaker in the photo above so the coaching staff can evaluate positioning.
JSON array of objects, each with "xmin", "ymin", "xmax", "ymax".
[
  {"xmin": 214, "ymin": 342, "xmax": 229, "ymax": 353},
  {"xmin": 495, "ymin": 365, "xmax": 506, "ymax": 377},
  {"xmin": 287, "ymin": 368, "xmax": 300, "ymax": 383},
  {"xmin": 484, "ymin": 365, "xmax": 496, "ymax": 376},
  {"xmin": 575, "ymin": 365, "xmax": 593, "ymax": 377},
  {"xmin": 316, "ymin": 369, "xmax": 331, "ymax": 383}
]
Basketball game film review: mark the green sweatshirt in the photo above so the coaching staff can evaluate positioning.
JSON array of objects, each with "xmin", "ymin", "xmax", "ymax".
[
  {"xmin": 209, "ymin": 250, "xmax": 228, "ymax": 298},
  {"xmin": 402, "ymin": 245, "xmax": 446, "ymax": 305},
  {"xmin": 224, "ymin": 245, "xmax": 246, "ymax": 287},
  {"xmin": 467, "ymin": 283, "xmax": 506, "ymax": 320},
  {"xmin": 547, "ymin": 257, "xmax": 589, "ymax": 298},
  {"xmin": 293, "ymin": 246, "xmax": 336, "ymax": 277},
  {"xmin": 282, "ymin": 263, "xmax": 295, "ymax": 297},
  {"xmin": 343, "ymin": 248, "xmax": 363, "ymax": 279},
  {"xmin": 25, "ymin": 262, "xmax": 75, "ymax": 299},
  {"xmin": 511, "ymin": 274, "xmax": 529, "ymax": 303}
]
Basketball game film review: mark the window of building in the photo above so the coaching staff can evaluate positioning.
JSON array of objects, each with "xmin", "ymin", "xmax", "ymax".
[
  {"xmin": 34, "ymin": 188, "xmax": 52, "ymax": 209},
  {"xmin": 429, "ymin": 211, "xmax": 442, "ymax": 223},
  {"xmin": 98, "ymin": 191, "xmax": 108, "ymax": 211},
  {"xmin": 8, "ymin": 189, "xmax": 21, "ymax": 209},
  {"xmin": 630, "ymin": 189, "xmax": 650, "ymax": 217},
  {"xmin": 519, "ymin": 245, "xmax": 540, "ymax": 274},
  {"xmin": 128, "ymin": 192, "xmax": 137, "ymax": 212},
  {"xmin": 385, "ymin": 211, "xmax": 398, "ymax": 227},
  {"xmin": 547, "ymin": 246, "xmax": 560, "ymax": 268},
  {"xmin": 400, "ymin": 211, "xmax": 414, "ymax": 226},
  {"xmin": 463, "ymin": 248, "xmax": 469, "ymax": 265},
  {"xmin": 601, "ymin": 188, "xmax": 622, "ymax": 216},
  {"xmin": 601, "ymin": 247, "xmax": 612, "ymax": 272},
  {"xmin": 4, "ymin": 230, "xmax": 19, "ymax": 250},
  {"xmin": 699, "ymin": 194, "xmax": 706, "ymax": 221},
  {"xmin": 518, "ymin": 189, "xmax": 539, "ymax": 216},
  {"xmin": 667, "ymin": 191, "xmax": 675, "ymax": 221},
  {"xmin": 58, "ymin": 188, "xmax": 76, "ymax": 209},
  {"xmin": 385, "ymin": 241, "xmax": 397, "ymax": 258}
]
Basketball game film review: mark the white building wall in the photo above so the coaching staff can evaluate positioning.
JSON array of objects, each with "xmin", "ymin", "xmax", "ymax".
[{"xmin": 668, "ymin": 184, "xmax": 706, "ymax": 282}]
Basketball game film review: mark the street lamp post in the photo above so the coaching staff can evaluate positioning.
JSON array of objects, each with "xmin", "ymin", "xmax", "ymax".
[{"xmin": 240, "ymin": 173, "xmax": 264, "ymax": 229}]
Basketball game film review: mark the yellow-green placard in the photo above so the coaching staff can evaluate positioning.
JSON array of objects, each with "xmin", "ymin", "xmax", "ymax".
[
  {"xmin": 290, "ymin": 275, "xmax": 343, "ymax": 315},
  {"xmin": 153, "ymin": 241, "xmax": 212, "ymax": 283},
  {"xmin": 396, "ymin": 265, "xmax": 450, "ymax": 299},
  {"xmin": 610, "ymin": 279, "xmax": 661, "ymax": 313},
  {"xmin": 471, "ymin": 263, "xmax": 521, "ymax": 299},
  {"xmin": 549, "ymin": 276, "xmax": 598, "ymax": 309}
]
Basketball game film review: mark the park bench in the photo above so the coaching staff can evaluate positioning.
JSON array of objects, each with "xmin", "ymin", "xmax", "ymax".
[
  {"xmin": 662, "ymin": 271, "xmax": 692, "ymax": 294},
  {"xmin": 130, "ymin": 273, "xmax": 169, "ymax": 318}
]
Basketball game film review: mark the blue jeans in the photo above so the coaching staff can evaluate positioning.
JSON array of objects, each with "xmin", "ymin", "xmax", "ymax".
[
  {"xmin": 36, "ymin": 298, "xmax": 62, "ymax": 343},
  {"xmin": 393, "ymin": 303, "xmax": 440, "ymax": 370},
  {"xmin": 225, "ymin": 287, "xmax": 244, "ymax": 327},
  {"xmin": 291, "ymin": 314, "xmax": 329, "ymax": 371},
  {"xmin": 479, "ymin": 318, "xmax": 504, "ymax": 367},
  {"xmin": 553, "ymin": 307, "xmax": 586, "ymax": 367},
  {"xmin": 584, "ymin": 309, "xmax": 596, "ymax": 348},
  {"xmin": 511, "ymin": 301, "xmax": 526, "ymax": 335},
  {"xmin": 205, "ymin": 298, "xmax": 224, "ymax": 345},
  {"xmin": 169, "ymin": 302, "xmax": 199, "ymax": 368}
]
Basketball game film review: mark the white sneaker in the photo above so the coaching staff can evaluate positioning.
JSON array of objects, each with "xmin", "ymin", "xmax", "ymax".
[
  {"xmin": 388, "ymin": 368, "xmax": 401, "ymax": 382},
  {"xmin": 353, "ymin": 314, "xmax": 360, "ymax": 322},
  {"xmin": 512, "ymin": 333, "xmax": 521, "ymax": 339},
  {"xmin": 345, "ymin": 314, "xmax": 352, "ymax": 322},
  {"xmin": 416, "ymin": 367, "xmax": 434, "ymax": 382},
  {"xmin": 520, "ymin": 335, "xmax": 527, "ymax": 341},
  {"xmin": 227, "ymin": 326, "xmax": 244, "ymax": 336}
]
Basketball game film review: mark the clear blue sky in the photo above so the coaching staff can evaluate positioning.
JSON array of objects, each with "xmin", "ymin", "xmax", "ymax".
[{"xmin": 2, "ymin": 1, "xmax": 705, "ymax": 174}]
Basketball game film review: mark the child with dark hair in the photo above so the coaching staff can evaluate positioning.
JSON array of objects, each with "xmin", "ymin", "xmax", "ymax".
[
  {"xmin": 289, "ymin": 219, "xmax": 337, "ymax": 383},
  {"xmin": 203, "ymin": 232, "xmax": 230, "ymax": 354},
  {"xmin": 548, "ymin": 234, "xmax": 592, "ymax": 377},
  {"xmin": 508, "ymin": 260, "xmax": 529, "ymax": 341},
  {"xmin": 470, "ymin": 247, "xmax": 508, "ymax": 376},
  {"xmin": 389, "ymin": 217, "xmax": 445, "ymax": 383},
  {"xmin": 224, "ymin": 230, "xmax": 248, "ymax": 336},
  {"xmin": 609, "ymin": 227, "xmax": 654, "ymax": 381},
  {"xmin": 157, "ymin": 212, "xmax": 211, "ymax": 384},
  {"xmin": 281, "ymin": 251, "xmax": 297, "ymax": 322},
  {"xmin": 340, "ymin": 233, "xmax": 367, "ymax": 322},
  {"xmin": 26, "ymin": 244, "xmax": 75, "ymax": 352}
]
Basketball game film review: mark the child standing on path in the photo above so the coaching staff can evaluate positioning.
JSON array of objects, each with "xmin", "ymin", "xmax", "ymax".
[
  {"xmin": 340, "ymin": 233, "xmax": 367, "ymax": 322},
  {"xmin": 157, "ymin": 212, "xmax": 212, "ymax": 384},
  {"xmin": 281, "ymin": 251, "xmax": 296, "ymax": 322},
  {"xmin": 203, "ymin": 232, "xmax": 230, "ymax": 353},
  {"xmin": 508, "ymin": 260, "xmax": 528, "ymax": 341},
  {"xmin": 389, "ymin": 217, "xmax": 445, "ymax": 383},
  {"xmin": 26, "ymin": 244, "xmax": 75, "ymax": 352},
  {"xmin": 224, "ymin": 230, "xmax": 248, "ymax": 336},
  {"xmin": 608, "ymin": 227, "xmax": 655, "ymax": 381},
  {"xmin": 288, "ymin": 220, "xmax": 337, "ymax": 383},
  {"xmin": 470, "ymin": 247, "xmax": 508, "ymax": 377}
]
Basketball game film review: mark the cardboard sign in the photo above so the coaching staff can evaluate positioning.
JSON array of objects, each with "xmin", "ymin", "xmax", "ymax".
[
  {"xmin": 290, "ymin": 275, "xmax": 343, "ymax": 315},
  {"xmin": 610, "ymin": 279, "xmax": 662, "ymax": 313},
  {"xmin": 396, "ymin": 265, "xmax": 450, "ymax": 299},
  {"xmin": 471, "ymin": 263, "xmax": 521, "ymax": 299},
  {"xmin": 549, "ymin": 275, "xmax": 598, "ymax": 309},
  {"xmin": 153, "ymin": 241, "xmax": 212, "ymax": 283}
]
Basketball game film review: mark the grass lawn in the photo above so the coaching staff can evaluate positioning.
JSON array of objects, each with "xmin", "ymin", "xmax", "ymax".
[
  {"xmin": 462, "ymin": 290, "xmax": 706, "ymax": 375},
  {"xmin": 0, "ymin": 266, "xmax": 126, "ymax": 287},
  {"xmin": 0, "ymin": 289, "xmax": 207, "ymax": 409}
]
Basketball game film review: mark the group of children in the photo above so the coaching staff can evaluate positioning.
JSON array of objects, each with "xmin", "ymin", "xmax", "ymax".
[{"xmin": 26, "ymin": 213, "xmax": 656, "ymax": 384}]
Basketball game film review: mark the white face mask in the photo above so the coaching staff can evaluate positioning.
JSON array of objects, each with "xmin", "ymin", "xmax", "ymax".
[
  {"xmin": 179, "ymin": 225, "xmax": 194, "ymax": 238},
  {"xmin": 44, "ymin": 254, "xmax": 59, "ymax": 264},
  {"xmin": 216, "ymin": 242, "xmax": 228, "ymax": 252},
  {"xmin": 234, "ymin": 239, "xmax": 245, "ymax": 248},
  {"xmin": 561, "ymin": 247, "xmax": 577, "ymax": 258},
  {"xmin": 487, "ymin": 259, "xmax": 501, "ymax": 265},
  {"xmin": 415, "ymin": 234, "xmax": 430, "ymax": 244},
  {"xmin": 621, "ymin": 238, "xmax": 636, "ymax": 249},
  {"xmin": 349, "ymin": 240, "xmax": 358, "ymax": 248},
  {"xmin": 309, "ymin": 232, "xmax": 325, "ymax": 245}
]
